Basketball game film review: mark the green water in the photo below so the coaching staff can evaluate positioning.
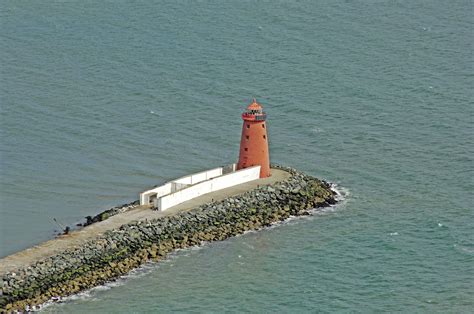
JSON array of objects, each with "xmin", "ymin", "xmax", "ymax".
[{"xmin": 1, "ymin": 1, "xmax": 472, "ymax": 312}]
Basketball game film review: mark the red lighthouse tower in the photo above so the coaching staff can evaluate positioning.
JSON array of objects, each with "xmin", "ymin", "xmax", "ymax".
[{"xmin": 237, "ymin": 99, "xmax": 271, "ymax": 178}]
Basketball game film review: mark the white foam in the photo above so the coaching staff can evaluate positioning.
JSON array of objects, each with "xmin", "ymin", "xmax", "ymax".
[
  {"xmin": 243, "ymin": 229, "xmax": 257, "ymax": 235},
  {"xmin": 331, "ymin": 183, "xmax": 350, "ymax": 203},
  {"xmin": 189, "ymin": 244, "xmax": 203, "ymax": 251},
  {"xmin": 389, "ymin": 232, "xmax": 399, "ymax": 236},
  {"xmin": 235, "ymin": 229, "xmax": 257, "ymax": 237}
]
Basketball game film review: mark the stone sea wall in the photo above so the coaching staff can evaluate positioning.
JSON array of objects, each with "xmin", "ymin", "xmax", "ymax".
[{"xmin": 1, "ymin": 166, "xmax": 337, "ymax": 312}]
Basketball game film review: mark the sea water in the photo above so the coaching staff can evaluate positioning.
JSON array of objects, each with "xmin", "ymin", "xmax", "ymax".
[{"xmin": 1, "ymin": 1, "xmax": 472, "ymax": 312}]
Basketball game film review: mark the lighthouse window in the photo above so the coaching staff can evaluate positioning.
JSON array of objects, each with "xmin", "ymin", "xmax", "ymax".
[
  {"xmin": 244, "ymin": 148, "xmax": 248, "ymax": 151},
  {"xmin": 262, "ymin": 124, "xmax": 265, "ymax": 128},
  {"xmin": 263, "ymin": 135, "xmax": 266, "ymax": 139},
  {"xmin": 246, "ymin": 124, "xmax": 250, "ymax": 129},
  {"xmin": 246, "ymin": 135, "xmax": 249, "ymax": 140}
]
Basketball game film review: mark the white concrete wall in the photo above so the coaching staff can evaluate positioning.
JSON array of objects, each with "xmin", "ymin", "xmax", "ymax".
[
  {"xmin": 157, "ymin": 180, "xmax": 212, "ymax": 211},
  {"xmin": 222, "ymin": 163, "xmax": 237, "ymax": 174},
  {"xmin": 156, "ymin": 166, "xmax": 260, "ymax": 211},
  {"xmin": 208, "ymin": 165, "xmax": 260, "ymax": 191},
  {"xmin": 172, "ymin": 182, "xmax": 189, "ymax": 193},
  {"xmin": 140, "ymin": 164, "xmax": 241, "ymax": 206},
  {"xmin": 173, "ymin": 167, "xmax": 223, "ymax": 185},
  {"xmin": 140, "ymin": 183, "xmax": 173, "ymax": 205},
  {"xmin": 140, "ymin": 168, "xmax": 222, "ymax": 205}
]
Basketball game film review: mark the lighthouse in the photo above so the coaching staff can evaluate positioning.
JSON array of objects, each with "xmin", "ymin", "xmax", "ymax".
[{"xmin": 237, "ymin": 99, "xmax": 271, "ymax": 178}]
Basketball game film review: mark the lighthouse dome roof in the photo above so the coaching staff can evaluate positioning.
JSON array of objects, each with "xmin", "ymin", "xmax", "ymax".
[{"xmin": 246, "ymin": 98, "xmax": 263, "ymax": 111}]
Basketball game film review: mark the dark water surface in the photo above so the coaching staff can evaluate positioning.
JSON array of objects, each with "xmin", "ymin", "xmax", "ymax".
[{"xmin": 1, "ymin": 1, "xmax": 472, "ymax": 312}]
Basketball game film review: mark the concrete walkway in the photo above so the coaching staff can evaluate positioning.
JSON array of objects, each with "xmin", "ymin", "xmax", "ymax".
[{"xmin": 0, "ymin": 169, "xmax": 290, "ymax": 275}]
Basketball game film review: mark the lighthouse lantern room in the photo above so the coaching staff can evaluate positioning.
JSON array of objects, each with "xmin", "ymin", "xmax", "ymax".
[{"xmin": 237, "ymin": 99, "xmax": 271, "ymax": 178}]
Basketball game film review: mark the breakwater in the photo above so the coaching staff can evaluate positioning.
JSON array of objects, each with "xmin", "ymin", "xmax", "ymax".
[{"xmin": 0, "ymin": 166, "xmax": 337, "ymax": 312}]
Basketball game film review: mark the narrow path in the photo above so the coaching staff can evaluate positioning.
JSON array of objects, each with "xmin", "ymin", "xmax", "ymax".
[{"xmin": 0, "ymin": 169, "xmax": 290, "ymax": 275}]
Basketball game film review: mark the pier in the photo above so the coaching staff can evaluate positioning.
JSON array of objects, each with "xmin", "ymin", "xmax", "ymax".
[{"xmin": 0, "ymin": 169, "xmax": 290, "ymax": 276}]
